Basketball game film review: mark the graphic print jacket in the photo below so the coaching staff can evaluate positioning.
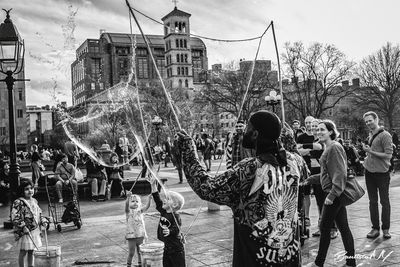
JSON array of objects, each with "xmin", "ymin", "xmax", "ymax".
[
  {"xmin": 180, "ymin": 137, "xmax": 308, "ymax": 267},
  {"xmin": 152, "ymin": 191, "xmax": 184, "ymax": 253}
]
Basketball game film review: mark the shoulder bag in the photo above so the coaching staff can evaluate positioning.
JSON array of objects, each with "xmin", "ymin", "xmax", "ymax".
[{"xmin": 339, "ymin": 169, "xmax": 365, "ymax": 206}]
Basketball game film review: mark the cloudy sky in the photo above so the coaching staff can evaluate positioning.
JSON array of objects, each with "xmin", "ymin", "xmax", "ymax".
[{"xmin": 3, "ymin": 0, "xmax": 400, "ymax": 107}]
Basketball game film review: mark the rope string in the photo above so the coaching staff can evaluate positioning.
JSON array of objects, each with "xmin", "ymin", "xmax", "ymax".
[{"xmin": 129, "ymin": 5, "xmax": 265, "ymax": 43}]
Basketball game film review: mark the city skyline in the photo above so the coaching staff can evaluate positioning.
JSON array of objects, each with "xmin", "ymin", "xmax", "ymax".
[{"xmin": 3, "ymin": 0, "xmax": 400, "ymax": 107}]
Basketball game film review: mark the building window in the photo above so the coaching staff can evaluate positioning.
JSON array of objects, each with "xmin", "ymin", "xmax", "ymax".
[
  {"xmin": 175, "ymin": 39, "xmax": 179, "ymax": 48},
  {"xmin": 17, "ymin": 109, "xmax": 23, "ymax": 118},
  {"xmin": 185, "ymin": 67, "xmax": 188, "ymax": 76},
  {"xmin": 0, "ymin": 127, "xmax": 6, "ymax": 136},
  {"xmin": 18, "ymin": 89, "xmax": 23, "ymax": 101},
  {"xmin": 192, "ymin": 58, "xmax": 202, "ymax": 82},
  {"xmin": 99, "ymin": 83, "xmax": 104, "ymax": 90},
  {"xmin": 176, "ymin": 54, "xmax": 180, "ymax": 63},
  {"xmin": 179, "ymin": 79, "xmax": 182, "ymax": 88},
  {"xmin": 177, "ymin": 67, "xmax": 181, "ymax": 75},
  {"xmin": 185, "ymin": 54, "xmax": 188, "ymax": 63},
  {"xmin": 185, "ymin": 79, "xmax": 188, "ymax": 87},
  {"xmin": 184, "ymin": 39, "xmax": 187, "ymax": 48},
  {"xmin": 154, "ymin": 59, "xmax": 166, "ymax": 78},
  {"xmin": 180, "ymin": 54, "xmax": 184, "ymax": 62},
  {"xmin": 154, "ymin": 48, "xmax": 164, "ymax": 56},
  {"xmin": 137, "ymin": 58, "xmax": 149, "ymax": 78},
  {"xmin": 119, "ymin": 58, "xmax": 129, "ymax": 76},
  {"xmin": 180, "ymin": 39, "xmax": 183, "ymax": 48},
  {"xmin": 91, "ymin": 83, "xmax": 95, "ymax": 90},
  {"xmin": 116, "ymin": 47, "xmax": 129, "ymax": 55},
  {"xmin": 1, "ymin": 109, "xmax": 5, "ymax": 119},
  {"xmin": 91, "ymin": 58, "xmax": 101, "ymax": 79},
  {"xmin": 136, "ymin": 48, "xmax": 147, "ymax": 56}
]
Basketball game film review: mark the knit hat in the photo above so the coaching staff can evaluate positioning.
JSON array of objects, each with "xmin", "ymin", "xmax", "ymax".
[{"xmin": 249, "ymin": 110, "xmax": 281, "ymax": 141}]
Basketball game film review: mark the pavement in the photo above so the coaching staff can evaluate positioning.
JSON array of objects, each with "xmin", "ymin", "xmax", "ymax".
[{"xmin": 1, "ymin": 161, "xmax": 400, "ymax": 266}]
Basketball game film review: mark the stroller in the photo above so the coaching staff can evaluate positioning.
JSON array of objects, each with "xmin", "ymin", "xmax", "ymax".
[{"xmin": 45, "ymin": 175, "xmax": 82, "ymax": 232}]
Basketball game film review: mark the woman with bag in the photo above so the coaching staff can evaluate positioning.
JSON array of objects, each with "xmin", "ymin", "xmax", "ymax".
[{"xmin": 304, "ymin": 120, "xmax": 356, "ymax": 267}]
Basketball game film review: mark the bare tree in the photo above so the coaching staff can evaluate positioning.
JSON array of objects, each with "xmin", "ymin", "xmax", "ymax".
[
  {"xmin": 282, "ymin": 42, "xmax": 355, "ymax": 119},
  {"xmin": 354, "ymin": 43, "xmax": 400, "ymax": 129},
  {"xmin": 200, "ymin": 61, "xmax": 278, "ymax": 121}
]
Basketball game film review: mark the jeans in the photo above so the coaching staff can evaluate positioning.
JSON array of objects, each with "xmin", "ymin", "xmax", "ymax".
[
  {"xmin": 315, "ymin": 198, "xmax": 355, "ymax": 267},
  {"xmin": 313, "ymin": 184, "xmax": 337, "ymax": 230},
  {"xmin": 365, "ymin": 170, "xmax": 391, "ymax": 230},
  {"xmin": 55, "ymin": 180, "xmax": 78, "ymax": 199},
  {"xmin": 87, "ymin": 177, "xmax": 106, "ymax": 196}
]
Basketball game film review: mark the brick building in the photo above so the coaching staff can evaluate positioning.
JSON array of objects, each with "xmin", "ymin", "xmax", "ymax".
[{"xmin": 70, "ymin": 7, "xmax": 208, "ymax": 107}]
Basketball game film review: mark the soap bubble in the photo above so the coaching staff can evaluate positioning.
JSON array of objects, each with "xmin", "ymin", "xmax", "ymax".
[{"xmin": 60, "ymin": 82, "xmax": 151, "ymax": 168}]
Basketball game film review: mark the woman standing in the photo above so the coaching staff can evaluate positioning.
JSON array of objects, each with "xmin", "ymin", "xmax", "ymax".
[{"xmin": 305, "ymin": 120, "xmax": 355, "ymax": 267}]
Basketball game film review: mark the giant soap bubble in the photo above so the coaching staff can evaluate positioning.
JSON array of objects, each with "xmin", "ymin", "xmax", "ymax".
[{"xmin": 60, "ymin": 82, "xmax": 151, "ymax": 168}]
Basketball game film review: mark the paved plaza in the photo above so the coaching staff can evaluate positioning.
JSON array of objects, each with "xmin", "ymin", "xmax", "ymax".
[{"xmin": 1, "ymin": 163, "xmax": 400, "ymax": 266}]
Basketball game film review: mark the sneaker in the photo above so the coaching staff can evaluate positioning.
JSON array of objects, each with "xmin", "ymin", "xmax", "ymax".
[
  {"xmin": 98, "ymin": 195, "xmax": 106, "ymax": 201},
  {"xmin": 383, "ymin": 229, "xmax": 391, "ymax": 239},
  {"xmin": 312, "ymin": 230, "xmax": 320, "ymax": 237},
  {"xmin": 305, "ymin": 218, "xmax": 311, "ymax": 227},
  {"xmin": 91, "ymin": 196, "xmax": 98, "ymax": 202},
  {"xmin": 330, "ymin": 230, "xmax": 339, "ymax": 239},
  {"xmin": 58, "ymin": 199, "xmax": 63, "ymax": 203},
  {"xmin": 366, "ymin": 229, "xmax": 380, "ymax": 239}
]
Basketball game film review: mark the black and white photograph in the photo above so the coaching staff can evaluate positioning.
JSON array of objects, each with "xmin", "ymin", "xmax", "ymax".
[{"xmin": 1, "ymin": 0, "xmax": 400, "ymax": 266}]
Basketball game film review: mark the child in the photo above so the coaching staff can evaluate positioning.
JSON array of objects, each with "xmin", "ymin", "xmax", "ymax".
[
  {"xmin": 106, "ymin": 152, "xmax": 125, "ymax": 198},
  {"xmin": 151, "ymin": 179, "xmax": 186, "ymax": 267},
  {"xmin": 125, "ymin": 191, "xmax": 151, "ymax": 267},
  {"xmin": 11, "ymin": 179, "xmax": 48, "ymax": 267}
]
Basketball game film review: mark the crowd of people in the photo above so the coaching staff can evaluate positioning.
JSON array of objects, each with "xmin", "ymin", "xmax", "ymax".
[{"xmin": 2, "ymin": 109, "xmax": 399, "ymax": 266}]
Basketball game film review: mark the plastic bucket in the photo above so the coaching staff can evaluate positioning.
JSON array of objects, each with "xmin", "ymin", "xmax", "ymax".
[
  {"xmin": 34, "ymin": 245, "xmax": 61, "ymax": 267},
  {"xmin": 139, "ymin": 242, "xmax": 164, "ymax": 267},
  {"xmin": 207, "ymin": 201, "xmax": 220, "ymax": 211}
]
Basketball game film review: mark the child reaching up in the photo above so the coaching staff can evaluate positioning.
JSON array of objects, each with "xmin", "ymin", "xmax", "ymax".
[
  {"xmin": 125, "ymin": 191, "xmax": 151, "ymax": 267},
  {"xmin": 11, "ymin": 179, "xmax": 48, "ymax": 267},
  {"xmin": 151, "ymin": 179, "xmax": 186, "ymax": 267}
]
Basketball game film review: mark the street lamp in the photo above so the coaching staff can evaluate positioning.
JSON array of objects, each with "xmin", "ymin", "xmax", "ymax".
[
  {"xmin": 0, "ymin": 9, "xmax": 27, "ymax": 229},
  {"xmin": 264, "ymin": 89, "xmax": 281, "ymax": 113},
  {"xmin": 151, "ymin": 116, "xmax": 162, "ymax": 146}
]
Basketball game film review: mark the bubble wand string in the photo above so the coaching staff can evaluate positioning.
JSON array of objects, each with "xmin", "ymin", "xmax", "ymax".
[{"xmin": 126, "ymin": 0, "xmax": 182, "ymax": 130}]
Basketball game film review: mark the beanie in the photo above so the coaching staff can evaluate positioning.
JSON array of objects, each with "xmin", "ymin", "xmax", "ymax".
[{"xmin": 249, "ymin": 110, "xmax": 281, "ymax": 141}]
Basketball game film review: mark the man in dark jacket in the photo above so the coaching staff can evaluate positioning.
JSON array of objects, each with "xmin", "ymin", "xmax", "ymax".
[{"xmin": 178, "ymin": 110, "xmax": 308, "ymax": 266}]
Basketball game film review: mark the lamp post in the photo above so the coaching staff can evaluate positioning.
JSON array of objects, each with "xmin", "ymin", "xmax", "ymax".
[
  {"xmin": 264, "ymin": 89, "xmax": 281, "ymax": 113},
  {"xmin": 151, "ymin": 116, "xmax": 162, "ymax": 146},
  {"xmin": 0, "ymin": 9, "xmax": 27, "ymax": 229}
]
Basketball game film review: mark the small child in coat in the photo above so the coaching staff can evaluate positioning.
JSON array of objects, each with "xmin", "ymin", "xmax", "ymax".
[
  {"xmin": 151, "ymin": 179, "xmax": 186, "ymax": 267},
  {"xmin": 11, "ymin": 179, "xmax": 48, "ymax": 267},
  {"xmin": 125, "ymin": 191, "xmax": 151, "ymax": 267}
]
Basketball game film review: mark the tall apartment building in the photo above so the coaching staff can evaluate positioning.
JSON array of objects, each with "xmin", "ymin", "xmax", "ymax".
[
  {"xmin": 0, "ymin": 70, "xmax": 27, "ymax": 151},
  {"xmin": 70, "ymin": 7, "xmax": 208, "ymax": 107}
]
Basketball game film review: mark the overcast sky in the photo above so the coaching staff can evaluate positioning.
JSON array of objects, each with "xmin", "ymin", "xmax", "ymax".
[{"xmin": 3, "ymin": 0, "xmax": 400, "ymax": 107}]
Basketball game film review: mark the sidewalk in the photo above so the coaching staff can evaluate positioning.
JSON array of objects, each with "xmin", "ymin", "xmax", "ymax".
[{"xmin": 1, "ymin": 167, "xmax": 400, "ymax": 266}]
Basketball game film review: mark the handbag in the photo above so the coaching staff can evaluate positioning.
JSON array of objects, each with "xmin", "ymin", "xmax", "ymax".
[
  {"xmin": 339, "ymin": 169, "xmax": 365, "ymax": 206},
  {"xmin": 75, "ymin": 168, "xmax": 84, "ymax": 182}
]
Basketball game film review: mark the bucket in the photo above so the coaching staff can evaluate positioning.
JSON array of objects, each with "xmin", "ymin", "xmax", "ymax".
[
  {"xmin": 139, "ymin": 242, "xmax": 164, "ymax": 267},
  {"xmin": 34, "ymin": 245, "xmax": 61, "ymax": 267},
  {"xmin": 207, "ymin": 201, "xmax": 220, "ymax": 211}
]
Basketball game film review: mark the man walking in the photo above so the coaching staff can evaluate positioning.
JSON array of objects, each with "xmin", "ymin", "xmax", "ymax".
[
  {"xmin": 363, "ymin": 111, "xmax": 393, "ymax": 239},
  {"xmin": 226, "ymin": 121, "xmax": 253, "ymax": 170}
]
